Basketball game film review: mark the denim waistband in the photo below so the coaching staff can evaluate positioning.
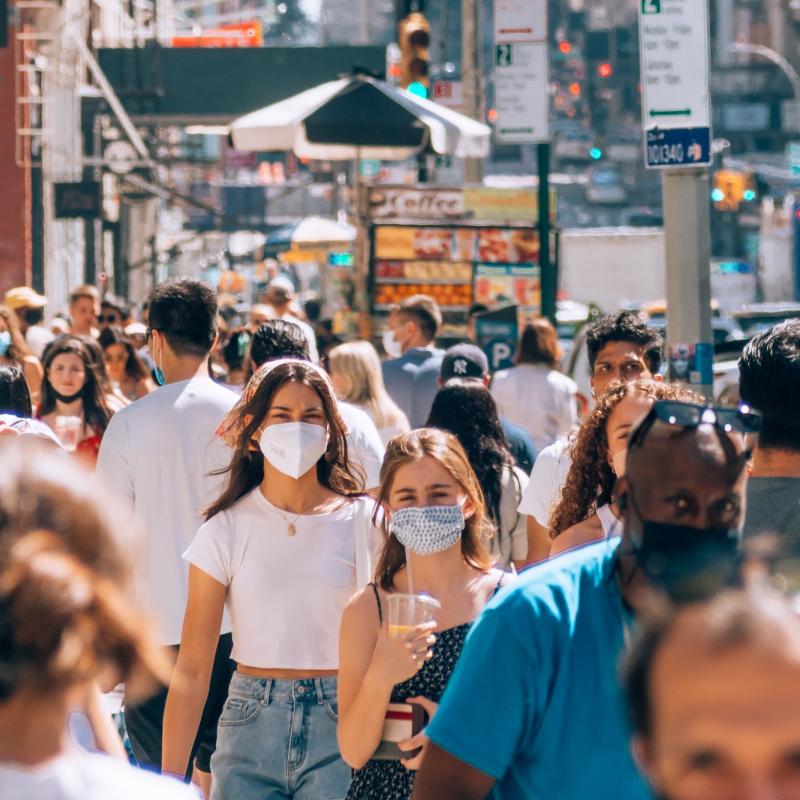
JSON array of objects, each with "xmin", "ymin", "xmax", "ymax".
[{"xmin": 228, "ymin": 672, "xmax": 338, "ymax": 704}]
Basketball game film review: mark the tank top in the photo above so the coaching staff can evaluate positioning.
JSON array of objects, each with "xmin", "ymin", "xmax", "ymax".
[{"xmin": 345, "ymin": 575, "xmax": 505, "ymax": 800}]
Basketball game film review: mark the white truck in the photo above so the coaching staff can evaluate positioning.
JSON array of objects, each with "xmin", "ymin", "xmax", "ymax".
[{"xmin": 559, "ymin": 227, "xmax": 757, "ymax": 313}]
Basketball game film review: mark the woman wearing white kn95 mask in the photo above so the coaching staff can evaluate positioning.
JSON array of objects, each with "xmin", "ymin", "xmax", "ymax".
[
  {"xmin": 163, "ymin": 359, "xmax": 377, "ymax": 800},
  {"xmin": 337, "ymin": 428, "xmax": 513, "ymax": 800}
]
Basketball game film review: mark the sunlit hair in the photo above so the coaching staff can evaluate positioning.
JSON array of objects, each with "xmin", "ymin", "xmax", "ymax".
[
  {"xmin": 40, "ymin": 335, "xmax": 113, "ymax": 434},
  {"xmin": 373, "ymin": 428, "xmax": 494, "ymax": 591},
  {"xmin": 550, "ymin": 380, "xmax": 703, "ymax": 537},
  {"xmin": 0, "ymin": 441, "xmax": 168, "ymax": 702},
  {"xmin": 206, "ymin": 361, "xmax": 364, "ymax": 519},
  {"xmin": 328, "ymin": 340, "xmax": 408, "ymax": 433}
]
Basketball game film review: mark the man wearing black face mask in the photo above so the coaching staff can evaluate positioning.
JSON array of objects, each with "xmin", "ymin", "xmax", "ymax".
[
  {"xmin": 413, "ymin": 400, "xmax": 752, "ymax": 800},
  {"xmin": 614, "ymin": 402, "xmax": 753, "ymax": 605}
]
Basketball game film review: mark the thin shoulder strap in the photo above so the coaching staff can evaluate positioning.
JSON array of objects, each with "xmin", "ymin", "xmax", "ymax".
[
  {"xmin": 368, "ymin": 582, "xmax": 383, "ymax": 626},
  {"xmin": 492, "ymin": 572, "xmax": 505, "ymax": 597}
]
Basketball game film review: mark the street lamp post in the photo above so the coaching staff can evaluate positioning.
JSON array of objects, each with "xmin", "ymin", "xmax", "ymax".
[{"xmin": 730, "ymin": 42, "xmax": 800, "ymax": 126}]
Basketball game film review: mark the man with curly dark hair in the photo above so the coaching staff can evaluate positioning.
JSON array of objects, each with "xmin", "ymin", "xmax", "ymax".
[
  {"xmin": 518, "ymin": 311, "xmax": 664, "ymax": 562},
  {"xmin": 739, "ymin": 319, "xmax": 800, "ymax": 539}
]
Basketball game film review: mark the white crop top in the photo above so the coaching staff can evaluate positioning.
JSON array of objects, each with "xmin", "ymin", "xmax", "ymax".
[{"xmin": 184, "ymin": 488, "xmax": 376, "ymax": 669}]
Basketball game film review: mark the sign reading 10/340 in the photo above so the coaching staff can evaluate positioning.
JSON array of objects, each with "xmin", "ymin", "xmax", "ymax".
[{"xmin": 638, "ymin": 0, "xmax": 712, "ymax": 169}]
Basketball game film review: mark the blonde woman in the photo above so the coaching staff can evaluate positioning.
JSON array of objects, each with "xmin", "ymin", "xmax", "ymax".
[{"xmin": 329, "ymin": 340, "xmax": 410, "ymax": 445}]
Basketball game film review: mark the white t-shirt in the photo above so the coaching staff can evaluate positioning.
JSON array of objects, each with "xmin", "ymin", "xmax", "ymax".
[
  {"xmin": 96, "ymin": 376, "xmax": 238, "ymax": 645},
  {"xmin": 493, "ymin": 465, "xmax": 530, "ymax": 567},
  {"xmin": 338, "ymin": 402, "xmax": 386, "ymax": 488},
  {"xmin": 517, "ymin": 436, "xmax": 573, "ymax": 528},
  {"xmin": 26, "ymin": 325, "xmax": 55, "ymax": 359},
  {"xmin": 184, "ymin": 489, "xmax": 375, "ymax": 670},
  {"xmin": 0, "ymin": 750, "xmax": 198, "ymax": 800},
  {"xmin": 491, "ymin": 364, "xmax": 578, "ymax": 454}
]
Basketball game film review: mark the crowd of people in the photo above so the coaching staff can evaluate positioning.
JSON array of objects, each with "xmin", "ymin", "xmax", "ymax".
[{"xmin": 2, "ymin": 277, "xmax": 800, "ymax": 800}]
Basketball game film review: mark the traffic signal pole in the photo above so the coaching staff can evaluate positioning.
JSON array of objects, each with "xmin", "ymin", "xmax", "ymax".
[
  {"xmin": 663, "ymin": 169, "xmax": 714, "ymax": 399},
  {"xmin": 462, "ymin": 0, "xmax": 483, "ymax": 184}
]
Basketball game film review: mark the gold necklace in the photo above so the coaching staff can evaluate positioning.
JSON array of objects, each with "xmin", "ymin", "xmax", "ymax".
[{"xmin": 272, "ymin": 506, "xmax": 302, "ymax": 537}]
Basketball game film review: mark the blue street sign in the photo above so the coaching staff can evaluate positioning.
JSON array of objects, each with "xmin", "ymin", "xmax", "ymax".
[{"xmin": 645, "ymin": 127, "xmax": 711, "ymax": 169}]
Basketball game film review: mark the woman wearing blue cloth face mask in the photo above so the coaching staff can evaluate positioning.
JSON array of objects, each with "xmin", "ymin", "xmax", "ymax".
[
  {"xmin": 0, "ymin": 305, "xmax": 43, "ymax": 404},
  {"xmin": 163, "ymin": 359, "xmax": 377, "ymax": 800},
  {"xmin": 337, "ymin": 428, "xmax": 511, "ymax": 800}
]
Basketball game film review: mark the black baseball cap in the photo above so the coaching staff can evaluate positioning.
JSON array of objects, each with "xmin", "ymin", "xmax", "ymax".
[{"xmin": 440, "ymin": 343, "xmax": 489, "ymax": 381}]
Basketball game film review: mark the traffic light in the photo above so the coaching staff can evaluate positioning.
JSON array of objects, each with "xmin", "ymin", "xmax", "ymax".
[
  {"xmin": 597, "ymin": 62, "xmax": 613, "ymax": 79},
  {"xmin": 712, "ymin": 170, "xmax": 747, "ymax": 211},
  {"xmin": 398, "ymin": 12, "xmax": 430, "ymax": 98}
]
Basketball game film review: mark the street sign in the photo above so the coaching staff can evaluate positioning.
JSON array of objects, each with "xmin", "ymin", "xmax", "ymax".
[
  {"xmin": 493, "ymin": 0, "xmax": 547, "ymax": 44},
  {"xmin": 432, "ymin": 80, "xmax": 463, "ymax": 112},
  {"xmin": 638, "ymin": 0, "xmax": 712, "ymax": 169},
  {"xmin": 494, "ymin": 42, "xmax": 549, "ymax": 143},
  {"xmin": 475, "ymin": 305, "xmax": 519, "ymax": 372},
  {"xmin": 646, "ymin": 128, "xmax": 710, "ymax": 168},
  {"xmin": 493, "ymin": 0, "xmax": 549, "ymax": 144}
]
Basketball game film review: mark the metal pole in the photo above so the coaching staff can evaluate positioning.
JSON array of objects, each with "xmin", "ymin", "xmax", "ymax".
[
  {"xmin": 462, "ymin": 0, "xmax": 483, "ymax": 184},
  {"xmin": 538, "ymin": 142, "xmax": 555, "ymax": 324},
  {"xmin": 662, "ymin": 169, "xmax": 714, "ymax": 399}
]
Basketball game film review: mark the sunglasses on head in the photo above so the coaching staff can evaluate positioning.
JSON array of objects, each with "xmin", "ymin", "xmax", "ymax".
[
  {"xmin": 629, "ymin": 400, "xmax": 762, "ymax": 452},
  {"xmin": 98, "ymin": 314, "xmax": 120, "ymax": 324}
]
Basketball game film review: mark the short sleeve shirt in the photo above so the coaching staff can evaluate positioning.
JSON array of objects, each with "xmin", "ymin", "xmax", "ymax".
[{"xmin": 425, "ymin": 540, "xmax": 649, "ymax": 800}]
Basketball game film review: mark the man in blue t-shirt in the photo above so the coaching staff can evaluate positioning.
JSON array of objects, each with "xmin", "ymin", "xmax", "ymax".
[{"xmin": 413, "ymin": 401, "xmax": 751, "ymax": 800}]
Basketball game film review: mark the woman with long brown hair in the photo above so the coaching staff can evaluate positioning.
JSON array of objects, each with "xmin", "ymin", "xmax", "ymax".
[
  {"xmin": 99, "ymin": 326, "xmax": 155, "ymax": 401},
  {"xmin": 37, "ymin": 335, "xmax": 114, "ymax": 464},
  {"xmin": 0, "ymin": 304, "xmax": 43, "ymax": 405},
  {"xmin": 162, "ymin": 359, "xmax": 375, "ymax": 799},
  {"xmin": 0, "ymin": 440, "xmax": 195, "ymax": 799},
  {"xmin": 549, "ymin": 380, "xmax": 702, "ymax": 557},
  {"xmin": 338, "ymin": 428, "xmax": 509, "ymax": 800}
]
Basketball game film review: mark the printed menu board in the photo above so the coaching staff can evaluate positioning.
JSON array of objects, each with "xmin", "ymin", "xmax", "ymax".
[
  {"xmin": 474, "ymin": 264, "xmax": 541, "ymax": 315},
  {"xmin": 371, "ymin": 225, "xmax": 539, "ymax": 314}
]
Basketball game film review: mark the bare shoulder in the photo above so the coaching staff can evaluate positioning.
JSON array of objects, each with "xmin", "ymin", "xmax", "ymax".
[
  {"xmin": 550, "ymin": 515, "xmax": 604, "ymax": 557},
  {"xmin": 342, "ymin": 583, "xmax": 382, "ymax": 629}
]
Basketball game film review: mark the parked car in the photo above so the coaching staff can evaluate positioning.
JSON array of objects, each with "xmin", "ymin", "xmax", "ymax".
[
  {"xmin": 733, "ymin": 302, "xmax": 800, "ymax": 337},
  {"xmin": 586, "ymin": 167, "xmax": 627, "ymax": 206},
  {"xmin": 554, "ymin": 126, "xmax": 594, "ymax": 162}
]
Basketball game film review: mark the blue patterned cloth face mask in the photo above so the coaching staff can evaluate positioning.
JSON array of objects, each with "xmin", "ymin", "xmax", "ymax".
[{"xmin": 390, "ymin": 504, "xmax": 465, "ymax": 555}]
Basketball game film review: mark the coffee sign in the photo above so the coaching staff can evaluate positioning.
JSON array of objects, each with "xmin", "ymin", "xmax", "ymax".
[{"xmin": 368, "ymin": 187, "xmax": 464, "ymax": 220}]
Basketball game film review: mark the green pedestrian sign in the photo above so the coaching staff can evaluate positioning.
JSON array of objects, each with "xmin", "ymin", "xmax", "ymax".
[{"xmin": 642, "ymin": 0, "xmax": 661, "ymax": 13}]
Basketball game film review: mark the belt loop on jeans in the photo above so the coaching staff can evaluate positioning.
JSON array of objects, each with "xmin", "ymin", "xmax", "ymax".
[
  {"xmin": 262, "ymin": 678, "xmax": 273, "ymax": 705},
  {"xmin": 314, "ymin": 677, "xmax": 325, "ymax": 705}
]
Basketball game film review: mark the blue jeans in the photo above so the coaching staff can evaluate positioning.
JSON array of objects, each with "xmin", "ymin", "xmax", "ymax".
[{"xmin": 211, "ymin": 673, "xmax": 350, "ymax": 800}]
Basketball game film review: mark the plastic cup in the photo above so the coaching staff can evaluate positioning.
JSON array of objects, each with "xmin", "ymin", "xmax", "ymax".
[
  {"xmin": 387, "ymin": 594, "xmax": 441, "ymax": 639},
  {"xmin": 54, "ymin": 415, "xmax": 81, "ymax": 453}
]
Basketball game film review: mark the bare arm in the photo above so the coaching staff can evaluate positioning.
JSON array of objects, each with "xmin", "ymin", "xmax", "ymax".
[
  {"xmin": 22, "ymin": 356, "xmax": 43, "ymax": 405},
  {"xmin": 162, "ymin": 566, "xmax": 226, "ymax": 778},
  {"xmin": 337, "ymin": 589, "xmax": 435, "ymax": 769},
  {"xmin": 412, "ymin": 743, "xmax": 495, "ymax": 800},
  {"xmin": 550, "ymin": 516, "xmax": 604, "ymax": 558},
  {"xmin": 524, "ymin": 515, "xmax": 553, "ymax": 566},
  {"xmin": 83, "ymin": 682, "xmax": 126, "ymax": 760}
]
